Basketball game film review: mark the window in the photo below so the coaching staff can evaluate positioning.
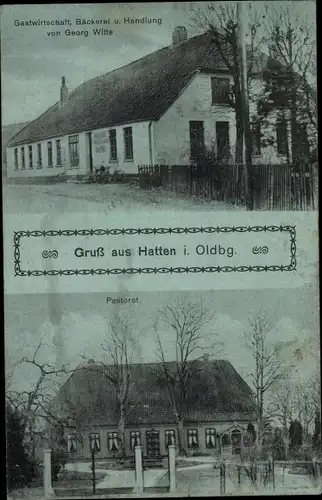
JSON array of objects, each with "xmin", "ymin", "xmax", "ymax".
[
  {"xmin": 89, "ymin": 433, "xmax": 101, "ymax": 452},
  {"xmin": 67, "ymin": 434, "xmax": 77, "ymax": 453},
  {"xmin": 243, "ymin": 434, "xmax": 251, "ymax": 447},
  {"xmin": 47, "ymin": 141, "xmax": 53, "ymax": 167},
  {"xmin": 216, "ymin": 121, "xmax": 230, "ymax": 159},
  {"xmin": 165, "ymin": 429, "xmax": 176, "ymax": 448},
  {"xmin": 108, "ymin": 432, "xmax": 119, "ymax": 452},
  {"xmin": 130, "ymin": 431, "xmax": 141, "ymax": 450},
  {"xmin": 189, "ymin": 121, "xmax": 205, "ymax": 160},
  {"xmin": 109, "ymin": 129, "xmax": 117, "ymax": 161},
  {"xmin": 211, "ymin": 77, "xmax": 230, "ymax": 104},
  {"xmin": 251, "ymin": 122, "xmax": 261, "ymax": 156},
  {"xmin": 205, "ymin": 428, "xmax": 216, "ymax": 449},
  {"xmin": 56, "ymin": 140, "xmax": 62, "ymax": 166},
  {"xmin": 296, "ymin": 123, "xmax": 309, "ymax": 158},
  {"xmin": 276, "ymin": 119, "xmax": 288, "ymax": 155},
  {"xmin": 68, "ymin": 135, "xmax": 80, "ymax": 167},
  {"xmin": 28, "ymin": 146, "xmax": 33, "ymax": 168},
  {"xmin": 21, "ymin": 147, "xmax": 25, "ymax": 170},
  {"xmin": 14, "ymin": 148, "xmax": 18, "ymax": 170},
  {"xmin": 123, "ymin": 127, "xmax": 133, "ymax": 160},
  {"xmin": 37, "ymin": 144, "xmax": 42, "ymax": 168},
  {"xmin": 187, "ymin": 429, "xmax": 199, "ymax": 449}
]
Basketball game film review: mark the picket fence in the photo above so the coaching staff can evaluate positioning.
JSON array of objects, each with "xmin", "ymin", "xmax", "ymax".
[{"xmin": 138, "ymin": 163, "xmax": 318, "ymax": 210}]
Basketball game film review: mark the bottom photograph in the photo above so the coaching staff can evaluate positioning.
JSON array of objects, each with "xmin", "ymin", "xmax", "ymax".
[{"xmin": 5, "ymin": 286, "xmax": 321, "ymax": 498}]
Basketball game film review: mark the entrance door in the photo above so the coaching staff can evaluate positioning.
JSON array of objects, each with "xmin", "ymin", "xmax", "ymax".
[
  {"xmin": 231, "ymin": 430, "xmax": 242, "ymax": 455},
  {"xmin": 86, "ymin": 132, "xmax": 93, "ymax": 173},
  {"xmin": 216, "ymin": 121, "xmax": 230, "ymax": 159},
  {"xmin": 146, "ymin": 430, "xmax": 161, "ymax": 458}
]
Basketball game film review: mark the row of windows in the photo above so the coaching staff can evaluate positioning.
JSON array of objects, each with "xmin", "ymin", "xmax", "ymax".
[
  {"xmin": 13, "ymin": 127, "xmax": 134, "ymax": 170},
  {"xmin": 102, "ymin": 127, "xmax": 133, "ymax": 162},
  {"xmin": 67, "ymin": 428, "xmax": 218, "ymax": 453},
  {"xmin": 14, "ymin": 140, "xmax": 62, "ymax": 170},
  {"xmin": 189, "ymin": 119, "xmax": 289, "ymax": 159}
]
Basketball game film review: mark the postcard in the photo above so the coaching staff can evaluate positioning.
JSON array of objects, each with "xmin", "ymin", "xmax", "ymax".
[{"xmin": 2, "ymin": 1, "xmax": 319, "ymax": 498}]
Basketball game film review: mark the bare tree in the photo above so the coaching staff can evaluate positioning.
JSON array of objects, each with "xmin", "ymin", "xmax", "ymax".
[
  {"xmin": 262, "ymin": 3, "xmax": 317, "ymax": 159},
  {"xmin": 267, "ymin": 376, "xmax": 294, "ymax": 436},
  {"xmin": 153, "ymin": 295, "xmax": 221, "ymax": 454},
  {"xmin": 81, "ymin": 314, "xmax": 139, "ymax": 457},
  {"xmin": 188, "ymin": 2, "xmax": 265, "ymax": 164},
  {"xmin": 6, "ymin": 340, "xmax": 70, "ymax": 458},
  {"xmin": 244, "ymin": 310, "xmax": 283, "ymax": 447},
  {"xmin": 293, "ymin": 382, "xmax": 316, "ymax": 441}
]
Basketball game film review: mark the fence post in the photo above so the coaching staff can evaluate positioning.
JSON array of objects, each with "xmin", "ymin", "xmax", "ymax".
[
  {"xmin": 168, "ymin": 444, "xmax": 176, "ymax": 492},
  {"xmin": 220, "ymin": 460, "xmax": 226, "ymax": 496},
  {"xmin": 134, "ymin": 445, "xmax": 144, "ymax": 493},
  {"xmin": 43, "ymin": 449, "xmax": 55, "ymax": 498},
  {"xmin": 237, "ymin": 465, "xmax": 241, "ymax": 487},
  {"xmin": 312, "ymin": 458, "xmax": 319, "ymax": 488}
]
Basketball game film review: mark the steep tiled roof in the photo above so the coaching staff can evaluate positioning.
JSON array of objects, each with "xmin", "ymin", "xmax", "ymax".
[
  {"xmin": 7, "ymin": 32, "xmax": 273, "ymax": 148},
  {"xmin": 51, "ymin": 359, "xmax": 257, "ymax": 427}
]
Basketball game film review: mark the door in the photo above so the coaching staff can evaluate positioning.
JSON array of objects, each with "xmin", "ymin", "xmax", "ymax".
[
  {"xmin": 216, "ymin": 121, "xmax": 230, "ymax": 160},
  {"xmin": 86, "ymin": 132, "xmax": 93, "ymax": 173},
  {"xmin": 231, "ymin": 430, "xmax": 242, "ymax": 455},
  {"xmin": 146, "ymin": 430, "xmax": 161, "ymax": 458},
  {"xmin": 189, "ymin": 121, "xmax": 205, "ymax": 160}
]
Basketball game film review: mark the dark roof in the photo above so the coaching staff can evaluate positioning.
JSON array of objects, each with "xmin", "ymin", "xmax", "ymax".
[
  {"xmin": 51, "ymin": 359, "xmax": 256, "ymax": 427},
  {"xmin": 2, "ymin": 122, "xmax": 30, "ymax": 162},
  {"xmin": 8, "ymin": 32, "xmax": 272, "ymax": 148}
]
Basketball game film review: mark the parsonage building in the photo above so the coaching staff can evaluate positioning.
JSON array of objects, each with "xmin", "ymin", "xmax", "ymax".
[{"xmin": 49, "ymin": 359, "xmax": 257, "ymax": 459}]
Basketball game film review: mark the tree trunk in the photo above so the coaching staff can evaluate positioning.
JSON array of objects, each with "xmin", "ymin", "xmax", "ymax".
[
  {"xmin": 177, "ymin": 417, "xmax": 187, "ymax": 456},
  {"xmin": 117, "ymin": 408, "xmax": 126, "ymax": 457},
  {"xmin": 235, "ymin": 117, "xmax": 244, "ymax": 164}
]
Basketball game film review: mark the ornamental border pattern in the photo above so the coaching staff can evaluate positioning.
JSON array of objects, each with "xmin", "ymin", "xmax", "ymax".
[{"xmin": 13, "ymin": 225, "xmax": 297, "ymax": 277}]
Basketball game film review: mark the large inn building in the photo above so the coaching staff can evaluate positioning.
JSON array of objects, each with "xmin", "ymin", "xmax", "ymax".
[
  {"xmin": 49, "ymin": 359, "xmax": 257, "ymax": 460},
  {"xmin": 6, "ymin": 26, "xmax": 294, "ymax": 181}
]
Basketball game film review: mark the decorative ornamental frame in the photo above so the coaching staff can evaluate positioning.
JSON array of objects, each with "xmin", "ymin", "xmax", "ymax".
[{"xmin": 14, "ymin": 225, "xmax": 296, "ymax": 277}]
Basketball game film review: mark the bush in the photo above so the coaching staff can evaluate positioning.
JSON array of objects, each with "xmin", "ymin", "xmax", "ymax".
[
  {"xmin": 50, "ymin": 425, "xmax": 68, "ymax": 482},
  {"xmin": 6, "ymin": 405, "xmax": 38, "ymax": 491},
  {"xmin": 51, "ymin": 448, "xmax": 67, "ymax": 481}
]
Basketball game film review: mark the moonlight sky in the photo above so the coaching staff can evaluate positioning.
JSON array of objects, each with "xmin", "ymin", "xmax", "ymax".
[{"xmin": 1, "ymin": 1, "xmax": 316, "ymax": 125}]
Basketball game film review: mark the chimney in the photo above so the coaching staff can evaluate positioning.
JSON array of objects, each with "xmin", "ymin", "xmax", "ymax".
[
  {"xmin": 60, "ymin": 76, "xmax": 68, "ymax": 106},
  {"xmin": 172, "ymin": 26, "xmax": 188, "ymax": 45}
]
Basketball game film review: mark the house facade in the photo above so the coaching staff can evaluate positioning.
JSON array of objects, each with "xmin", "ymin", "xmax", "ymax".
[
  {"xmin": 50, "ymin": 359, "xmax": 257, "ymax": 460},
  {"xmin": 6, "ymin": 27, "xmax": 291, "ymax": 181}
]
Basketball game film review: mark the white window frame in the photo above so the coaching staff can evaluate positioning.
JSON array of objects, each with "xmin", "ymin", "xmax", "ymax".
[
  {"xmin": 165, "ymin": 429, "xmax": 176, "ymax": 448},
  {"xmin": 108, "ymin": 432, "xmax": 119, "ymax": 452},
  {"xmin": 67, "ymin": 434, "xmax": 77, "ymax": 453},
  {"xmin": 205, "ymin": 428, "xmax": 216, "ymax": 449},
  {"xmin": 130, "ymin": 431, "xmax": 141, "ymax": 450},
  {"xmin": 187, "ymin": 429, "xmax": 199, "ymax": 449}
]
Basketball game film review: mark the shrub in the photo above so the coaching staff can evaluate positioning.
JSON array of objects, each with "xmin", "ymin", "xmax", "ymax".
[
  {"xmin": 6, "ymin": 405, "xmax": 38, "ymax": 491},
  {"xmin": 50, "ymin": 425, "xmax": 68, "ymax": 482},
  {"xmin": 51, "ymin": 448, "xmax": 67, "ymax": 482}
]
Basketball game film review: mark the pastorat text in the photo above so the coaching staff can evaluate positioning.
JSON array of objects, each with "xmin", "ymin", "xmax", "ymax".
[{"xmin": 73, "ymin": 245, "xmax": 236, "ymax": 258}]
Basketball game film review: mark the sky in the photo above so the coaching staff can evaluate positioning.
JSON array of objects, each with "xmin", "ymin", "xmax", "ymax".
[
  {"xmin": 5, "ymin": 284, "xmax": 320, "ymax": 396},
  {"xmin": 1, "ymin": 1, "xmax": 316, "ymax": 125}
]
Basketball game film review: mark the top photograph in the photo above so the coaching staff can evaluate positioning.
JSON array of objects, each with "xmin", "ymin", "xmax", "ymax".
[{"xmin": 1, "ymin": 1, "xmax": 317, "ymax": 214}]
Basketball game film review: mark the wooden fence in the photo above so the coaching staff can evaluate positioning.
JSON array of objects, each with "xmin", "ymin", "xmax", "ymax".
[{"xmin": 138, "ymin": 163, "xmax": 318, "ymax": 211}]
